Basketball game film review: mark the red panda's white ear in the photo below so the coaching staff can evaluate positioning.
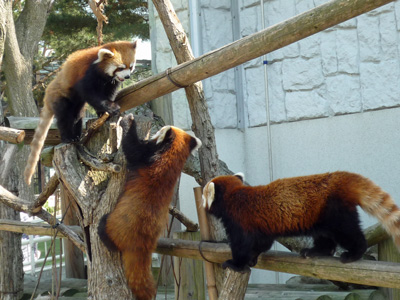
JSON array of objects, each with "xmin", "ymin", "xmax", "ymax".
[
  {"xmin": 202, "ymin": 182, "xmax": 215, "ymax": 209},
  {"xmin": 94, "ymin": 48, "xmax": 114, "ymax": 64},
  {"xmin": 151, "ymin": 126, "xmax": 172, "ymax": 144},
  {"xmin": 132, "ymin": 40, "xmax": 137, "ymax": 49},
  {"xmin": 234, "ymin": 172, "xmax": 245, "ymax": 182}
]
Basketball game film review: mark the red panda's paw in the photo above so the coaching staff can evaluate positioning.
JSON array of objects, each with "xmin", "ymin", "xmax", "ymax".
[
  {"xmin": 106, "ymin": 102, "xmax": 120, "ymax": 116},
  {"xmin": 339, "ymin": 251, "xmax": 363, "ymax": 264},
  {"xmin": 248, "ymin": 255, "xmax": 259, "ymax": 267},
  {"xmin": 222, "ymin": 259, "xmax": 251, "ymax": 273},
  {"xmin": 62, "ymin": 136, "xmax": 81, "ymax": 144},
  {"xmin": 300, "ymin": 247, "xmax": 335, "ymax": 259}
]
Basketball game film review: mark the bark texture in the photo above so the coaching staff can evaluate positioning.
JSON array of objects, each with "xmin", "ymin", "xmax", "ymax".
[{"xmin": 1, "ymin": 1, "xmax": 52, "ymax": 298}]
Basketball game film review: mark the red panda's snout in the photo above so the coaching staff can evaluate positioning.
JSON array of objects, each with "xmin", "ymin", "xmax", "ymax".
[{"xmin": 114, "ymin": 62, "xmax": 136, "ymax": 82}]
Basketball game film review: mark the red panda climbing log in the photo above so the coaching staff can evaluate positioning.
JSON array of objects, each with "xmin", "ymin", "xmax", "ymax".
[
  {"xmin": 24, "ymin": 41, "xmax": 137, "ymax": 185},
  {"xmin": 98, "ymin": 117, "xmax": 201, "ymax": 300},
  {"xmin": 203, "ymin": 172, "xmax": 400, "ymax": 272}
]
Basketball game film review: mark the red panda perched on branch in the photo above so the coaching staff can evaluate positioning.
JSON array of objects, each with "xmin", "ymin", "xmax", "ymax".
[
  {"xmin": 98, "ymin": 118, "xmax": 201, "ymax": 300},
  {"xmin": 203, "ymin": 172, "xmax": 400, "ymax": 271},
  {"xmin": 24, "ymin": 41, "xmax": 137, "ymax": 185}
]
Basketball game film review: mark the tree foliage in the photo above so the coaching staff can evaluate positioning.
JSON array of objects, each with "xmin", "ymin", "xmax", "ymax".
[{"xmin": 42, "ymin": 0, "xmax": 149, "ymax": 57}]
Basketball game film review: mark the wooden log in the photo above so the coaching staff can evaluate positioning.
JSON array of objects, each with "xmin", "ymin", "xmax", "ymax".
[
  {"xmin": 0, "ymin": 126, "xmax": 25, "ymax": 143},
  {"xmin": 116, "ymin": 0, "xmax": 394, "ymax": 112},
  {"xmin": 364, "ymin": 223, "xmax": 390, "ymax": 247},
  {"xmin": 40, "ymin": 146, "xmax": 54, "ymax": 167},
  {"xmin": 0, "ymin": 184, "xmax": 34, "ymax": 212},
  {"xmin": 219, "ymin": 267, "xmax": 251, "ymax": 300},
  {"xmin": 0, "ymin": 183, "xmax": 86, "ymax": 252},
  {"xmin": 155, "ymin": 238, "xmax": 400, "ymax": 289},
  {"xmin": 169, "ymin": 205, "xmax": 198, "ymax": 232},
  {"xmin": 4, "ymin": 116, "xmax": 91, "ymax": 145},
  {"xmin": 35, "ymin": 209, "xmax": 86, "ymax": 253},
  {"xmin": 5, "ymin": 116, "xmax": 57, "ymax": 130},
  {"xmin": 0, "ymin": 219, "xmax": 82, "ymax": 237},
  {"xmin": 194, "ymin": 187, "xmax": 218, "ymax": 300},
  {"xmin": 31, "ymin": 174, "xmax": 59, "ymax": 214},
  {"xmin": 378, "ymin": 239, "xmax": 400, "ymax": 299}
]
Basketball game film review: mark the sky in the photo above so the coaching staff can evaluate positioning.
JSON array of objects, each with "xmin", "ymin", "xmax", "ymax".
[{"xmin": 135, "ymin": 39, "xmax": 151, "ymax": 60}]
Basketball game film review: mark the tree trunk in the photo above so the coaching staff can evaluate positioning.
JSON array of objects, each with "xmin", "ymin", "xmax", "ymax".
[
  {"xmin": 52, "ymin": 116, "xmax": 142, "ymax": 299},
  {"xmin": 60, "ymin": 186, "xmax": 86, "ymax": 279},
  {"xmin": 1, "ymin": 1, "xmax": 52, "ymax": 299},
  {"xmin": 0, "ymin": 0, "xmax": 6, "ymax": 70},
  {"xmin": 3, "ymin": 0, "xmax": 51, "ymax": 117},
  {"xmin": 0, "ymin": 144, "xmax": 24, "ymax": 300},
  {"xmin": 219, "ymin": 268, "xmax": 251, "ymax": 300}
]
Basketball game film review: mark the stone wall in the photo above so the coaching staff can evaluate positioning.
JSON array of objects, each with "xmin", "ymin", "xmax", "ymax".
[
  {"xmin": 150, "ymin": 0, "xmax": 400, "ymax": 129},
  {"xmin": 150, "ymin": 0, "xmax": 400, "ymax": 284}
]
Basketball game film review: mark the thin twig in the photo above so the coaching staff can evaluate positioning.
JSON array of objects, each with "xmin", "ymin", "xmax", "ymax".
[
  {"xmin": 80, "ymin": 112, "xmax": 110, "ymax": 145},
  {"xmin": 31, "ymin": 174, "xmax": 60, "ymax": 214},
  {"xmin": 169, "ymin": 205, "xmax": 198, "ymax": 232}
]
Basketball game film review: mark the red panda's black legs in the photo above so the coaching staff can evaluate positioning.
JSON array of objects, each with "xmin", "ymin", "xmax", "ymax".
[
  {"xmin": 89, "ymin": 99, "xmax": 120, "ymax": 117},
  {"xmin": 224, "ymin": 236, "xmax": 274, "ymax": 271},
  {"xmin": 300, "ymin": 236, "xmax": 336, "ymax": 259},
  {"xmin": 334, "ymin": 227, "xmax": 367, "ymax": 263},
  {"xmin": 223, "ymin": 232, "xmax": 255, "ymax": 271},
  {"xmin": 53, "ymin": 97, "xmax": 85, "ymax": 142},
  {"xmin": 224, "ymin": 224, "xmax": 274, "ymax": 271}
]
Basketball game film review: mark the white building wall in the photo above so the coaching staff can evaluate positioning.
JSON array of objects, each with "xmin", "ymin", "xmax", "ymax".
[{"xmin": 150, "ymin": 0, "xmax": 400, "ymax": 284}]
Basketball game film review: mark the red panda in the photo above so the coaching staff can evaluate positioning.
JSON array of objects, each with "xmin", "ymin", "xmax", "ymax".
[
  {"xmin": 24, "ymin": 41, "xmax": 137, "ymax": 185},
  {"xmin": 202, "ymin": 172, "xmax": 400, "ymax": 271},
  {"xmin": 98, "ymin": 117, "xmax": 201, "ymax": 300}
]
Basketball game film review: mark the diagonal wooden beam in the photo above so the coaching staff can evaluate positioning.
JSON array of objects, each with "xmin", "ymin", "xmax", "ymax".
[{"xmin": 116, "ymin": 0, "xmax": 394, "ymax": 111}]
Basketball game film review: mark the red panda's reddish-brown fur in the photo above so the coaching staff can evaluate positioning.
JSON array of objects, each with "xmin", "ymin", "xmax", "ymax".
[
  {"xmin": 98, "ymin": 118, "xmax": 201, "ymax": 300},
  {"xmin": 203, "ymin": 172, "xmax": 400, "ymax": 271},
  {"xmin": 24, "ymin": 41, "xmax": 137, "ymax": 185}
]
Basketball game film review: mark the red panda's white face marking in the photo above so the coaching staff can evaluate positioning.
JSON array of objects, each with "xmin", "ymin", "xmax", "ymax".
[
  {"xmin": 114, "ymin": 63, "xmax": 135, "ymax": 82},
  {"xmin": 202, "ymin": 181, "xmax": 215, "ymax": 209},
  {"xmin": 94, "ymin": 42, "xmax": 137, "ymax": 82},
  {"xmin": 151, "ymin": 125, "xmax": 202, "ymax": 154}
]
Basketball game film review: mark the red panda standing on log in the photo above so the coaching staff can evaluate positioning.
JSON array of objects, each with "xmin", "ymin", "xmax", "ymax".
[
  {"xmin": 203, "ymin": 172, "xmax": 400, "ymax": 271},
  {"xmin": 24, "ymin": 41, "xmax": 137, "ymax": 185},
  {"xmin": 98, "ymin": 117, "xmax": 201, "ymax": 300}
]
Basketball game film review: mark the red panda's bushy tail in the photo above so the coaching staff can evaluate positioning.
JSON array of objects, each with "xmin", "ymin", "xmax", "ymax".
[
  {"xmin": 24, "ymin": 105, "xmax": 54, "ymax": 185},
  {"xmin": 121, "ymin": 249, "xmax": 156, "ymax": 300},
  {"xmin": 358, "ymin": 181, "xmax": 400, "ymax": 251}
]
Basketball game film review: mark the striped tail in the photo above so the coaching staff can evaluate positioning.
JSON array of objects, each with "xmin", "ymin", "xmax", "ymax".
[
  {"xmin": 24, "ymin": 106, "xmax": 54, "ymax": 185},
  {"xmin": 359, "ymin": 184, "xmax": 400, "ymax": 251},
  {"xmin": 121, "ymin": 249, "xmax": 156, "ymax": 300}
]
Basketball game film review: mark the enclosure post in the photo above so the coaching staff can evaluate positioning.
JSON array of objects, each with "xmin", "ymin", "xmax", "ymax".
[
  {"xmin": 378, "ymin": 239, "xmax": 400, "ymax": 298},
  {"xmin": 219, "ymin": 268, "xmax": 251, "ymax": 300},
  {"xmin": 194, "ymin": 187, "xmax": 218, "ymax": 300}
]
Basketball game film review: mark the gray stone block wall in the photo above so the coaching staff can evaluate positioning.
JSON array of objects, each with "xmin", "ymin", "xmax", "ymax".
[{"xmin": 150, "ymin": 0, "xmax": 400, "ymax": 129}]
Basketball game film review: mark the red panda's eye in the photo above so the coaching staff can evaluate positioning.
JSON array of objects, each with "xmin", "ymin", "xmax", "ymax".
[{"xmin": 116, "ymin": 67, "xmax": 125, "ymax": 72}]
